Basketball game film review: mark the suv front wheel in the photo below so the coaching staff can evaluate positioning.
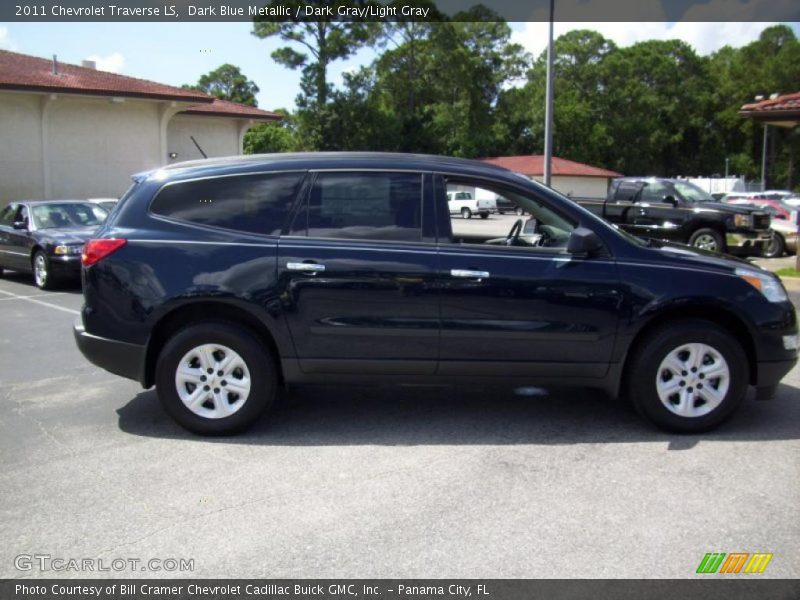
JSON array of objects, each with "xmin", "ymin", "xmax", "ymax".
[
  {"xmin": 155, "ymin": 322, "xmax": 276, "ymax": 435},
  {"xmin": 626, "ymin": 319, "xmax": 748, "ymax": 433}
]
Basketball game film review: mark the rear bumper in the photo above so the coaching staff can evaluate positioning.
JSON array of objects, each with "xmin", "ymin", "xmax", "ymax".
[{"xmin": 73, "ymin": 319, "xmax": 146, "ymax": 384}]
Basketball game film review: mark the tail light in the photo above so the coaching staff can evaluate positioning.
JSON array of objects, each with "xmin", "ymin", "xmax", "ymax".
[{"xmin": 82, "ymin": 239, "xmax": 127, "ymax": 266}]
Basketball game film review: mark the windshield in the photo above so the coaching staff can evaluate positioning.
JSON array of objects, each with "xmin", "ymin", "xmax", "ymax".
[
  {"xmin": 31, "ymin": 202, "xmax": 108, "ymax": 230},
  {"xmin": 672, "ymin": 181, "xmax": 714, "ymax": 203}
]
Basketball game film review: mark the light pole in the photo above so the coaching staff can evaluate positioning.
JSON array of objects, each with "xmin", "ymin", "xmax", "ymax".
[
  {"xmin": 543, "ymin": 0, "xmax": 555, "ymax": 187},
  {"xmin": 761, "ymin": 123, "xmax": 768, "ymax": 192}
]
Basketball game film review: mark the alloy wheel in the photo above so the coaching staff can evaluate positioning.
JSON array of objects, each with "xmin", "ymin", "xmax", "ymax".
[
  {"xmin": 174, "ymin": 343, "xmax": 251, "ymax": 419},
  {"xmin": 655, "ymin": 342, "xmax": 730, "ymax": 418},
  {"xmin": 34, "ymin": 253, "xmax": 48, "ymax": 288},
  {"xmin": 692, "ymin": 234, "xmax": 718, "ymax": 252}
]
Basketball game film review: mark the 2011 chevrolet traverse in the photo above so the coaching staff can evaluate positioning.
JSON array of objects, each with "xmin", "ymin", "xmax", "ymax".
[{"xmin": 74, "ymin": 153, "xmax": 798, "ymax": 435}]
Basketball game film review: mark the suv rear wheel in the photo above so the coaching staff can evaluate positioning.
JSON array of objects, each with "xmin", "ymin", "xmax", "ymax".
[
  {"xmin": 155, "ymin": 322, "xmax": 276, "ymax": 435},
  {"xmin": 626, "ymin": 319, "xmax": 748, "ymax": 433}
]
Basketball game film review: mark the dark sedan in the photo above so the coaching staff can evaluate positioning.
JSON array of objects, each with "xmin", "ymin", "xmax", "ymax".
[{"xmin": 0, "ymin": 200, "xmax": 108, "ymax": 289}]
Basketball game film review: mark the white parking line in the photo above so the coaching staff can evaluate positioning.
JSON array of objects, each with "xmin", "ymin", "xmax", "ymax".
[
  {"xmin": 0, "ymin": 289, "xmax": 80, "ymax": 315},
  {"xmin": 0, "ymin": 292, "xmax": 67, "ymax": 301}
]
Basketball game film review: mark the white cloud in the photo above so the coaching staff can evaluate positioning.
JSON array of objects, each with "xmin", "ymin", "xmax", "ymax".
[
  {"xmin": 0, "ymin": 26, "xmax": 17, "ymax": 51},
  {"xmin": 86, "ymin": 52, "xmax": 125, "ymax": 73},
  {"xmin": 511, "ymin": 22, "xmax": 781, "ymax": 60}
]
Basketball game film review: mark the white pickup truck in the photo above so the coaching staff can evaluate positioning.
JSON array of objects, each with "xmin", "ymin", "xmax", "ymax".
[{"xmin": 447, "ymin": 190, "xmax": 494, "ymax": 219}]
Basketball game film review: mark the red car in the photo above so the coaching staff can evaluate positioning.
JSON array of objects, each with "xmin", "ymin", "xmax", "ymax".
[{"xmin": 724, "ymin": 196, "xmax": 795, "ymax": 221}]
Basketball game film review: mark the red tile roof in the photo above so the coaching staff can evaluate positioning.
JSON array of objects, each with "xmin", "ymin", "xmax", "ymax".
[
  {"xmin": 740, "ymin": 91, "xmax": 800, "ymax": 125},
  {"xmin": 741, "ymin": 91, "xmax": 800, "ymax": 113},
  {"xmin": 0, "ymin": 49, "xmax": 281, "ymax": 121},
  {"xmin": 182, "ymin": 97, "xmax": 281, "ymax": 121},
  {"xmin": 0, "ymin": 49, "xmax": 210, "ymax": 103},
  {"xmin": 480, "ymin": 155, "xmax": 622, "ymax": 178}
]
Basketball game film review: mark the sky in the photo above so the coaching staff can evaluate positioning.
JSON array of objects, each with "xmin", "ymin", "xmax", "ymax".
[{"xmin": 0, "ymin": 21, "xmax": 798, "ymax": 111}]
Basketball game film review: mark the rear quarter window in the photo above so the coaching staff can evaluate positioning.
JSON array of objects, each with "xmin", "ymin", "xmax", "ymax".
[{"xmin": 150, "ymin": 172, "xmax": 304, "ymax": 236}]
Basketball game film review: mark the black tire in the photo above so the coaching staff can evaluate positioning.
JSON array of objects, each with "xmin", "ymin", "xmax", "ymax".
[
  {"xmin": 762, "ymin": 233, "xmax": 785, "ymax": 259},
  {"xmin": 497, "ymin": 210, "xmax": 505, "ymax": 215},
  {"xmin": 32, "ymin": 250, "xmax": 57, "ymax": 290},
  {"xmin": 155, "ymin": 322, "xmax": 277, "ymax": 435},
  {"xmin": 625, "ymin": 319, "xmax": 748, "ymax": 433},
  {"xmin": 461, "ymin": 207, "xmax": 472, "ymax": 219},
  {"xmin": 515, "ymin": 207, "xmax": 524, "ymax": 216},
  {"xmin": 479, "ymin": 212, "xmax": 489, "ymax": 219},
  {"xmin": 688, "ymin": 228, "xmax": 725, "ymax": 253}
]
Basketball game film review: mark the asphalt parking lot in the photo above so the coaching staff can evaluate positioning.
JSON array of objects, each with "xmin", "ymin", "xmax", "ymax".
[{"xmin": 0, "ymin": 260, "xmax": 798, "ymax": 579}]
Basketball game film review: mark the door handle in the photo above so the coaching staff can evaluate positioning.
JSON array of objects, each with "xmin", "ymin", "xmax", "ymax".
[
  {"xmin": 450, "ymin": 269, "xmax": 490, "ymax": 279},
  {"xmin": 287, "ymin": 262, "xmax": 325, "ymax": 273}
]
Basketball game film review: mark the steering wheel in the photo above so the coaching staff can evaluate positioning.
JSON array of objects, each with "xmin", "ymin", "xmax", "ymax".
[{"xmin": 506, "ymin": 219, "xmax": 523, "ymax": 246}]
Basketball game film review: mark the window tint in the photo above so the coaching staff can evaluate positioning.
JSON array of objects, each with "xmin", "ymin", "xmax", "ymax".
[
  {"xmin": 151, "ymin": 172, "xmax": 304, "ymax": 235},
  {"xmin": 292, "ymin": 172, "xmax": 422, "ymax": 242},
  {"xmin": 614, "ymin": 182, "xmax": 641, "ymax": 202},
  {"xmin": 31, "ymin": 203, "xmax": 105, "ymax": 229},
  {"xmin": 640, "ymin": 181, "xmax": 670, "ymax": 202},
  {"xmin": 0, "ymin": 205, "xmax": 15, "ymax": 226}
]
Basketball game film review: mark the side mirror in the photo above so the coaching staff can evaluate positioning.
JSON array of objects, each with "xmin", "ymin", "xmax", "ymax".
[
  {"xmin": 567, "ymin": 227, "xmax": 604, "ymax": 257},
  {"xmin": 12, "ymin": 220, "xmax": 28, "ymax": 230},
  {"xmin": 663, "ymin": 195, "xmax": 678, "ymax": 206}
]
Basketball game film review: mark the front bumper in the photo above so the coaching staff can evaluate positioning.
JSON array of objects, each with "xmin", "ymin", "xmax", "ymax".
[
  {"xmin": 726, "ymin": 231, "xmax": 773, "ymax": 256},
  {"xmin": 73, "ymin": 319, "xmax": 146, "ymax": 384},
  {"xmin": 49, "ymin": 254, "xmax": 82, "ymax": 277}
]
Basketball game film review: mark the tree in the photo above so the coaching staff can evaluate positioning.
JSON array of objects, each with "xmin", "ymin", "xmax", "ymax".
[
  {"xmin": 252, "ymin": 1, "xmax": 379, "ymax": 148},
  {"xmin": 708, "ymin": 25, "xmax": 800, "ymax": 185},
  {"xmin": 184, "ymin": 64, "xmax": 259, "ymax": 106},
  {"xmin": 369, "ymin": 7, "xmax": 529, "ymax": 156},
  {"xmin": 243, "ymin": 109, "xmax": 298, "ymax": 153}
]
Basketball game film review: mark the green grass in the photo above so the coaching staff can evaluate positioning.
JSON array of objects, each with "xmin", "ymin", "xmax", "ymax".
[{"xmin": 775, "ymin": 267, "xmax": 800, "ymax": 278}]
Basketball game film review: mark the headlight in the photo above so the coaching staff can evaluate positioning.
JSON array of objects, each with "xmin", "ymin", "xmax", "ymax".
[
  {"xmin": 733, "ymin": 214, "xmax": 753, "ymax": 228},
  {"xmin": 735, "ymin": 267, "xmax": 788, "ymax": 303},
  {"xmin": 53, "ymin": 245, "xmax": 82, "ymax": 255}
]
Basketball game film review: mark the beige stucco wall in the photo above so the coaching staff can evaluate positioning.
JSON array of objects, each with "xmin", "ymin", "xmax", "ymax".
[
  {"xmin": 47, "ymin": 96, "xmax": 163, "ymax": 199},
  {"xmin": 166, "ymin": 115, "xmax": 243, "ymax": 164},
  {"xmin": 531, "ymin": 175, "xmax": 610, "ymax": 199},
  {"xmin": 0, "ymin": 91, "xmax": 254, "ymax": 205},
  {"xmin": 0, "ymin": 92, "xmax": 45, "ymax": 200}
]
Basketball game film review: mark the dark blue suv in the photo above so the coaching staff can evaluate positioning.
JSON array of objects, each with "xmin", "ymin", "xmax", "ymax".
[{"xmin": 74, "ymin": 153, "xmax": 798, "ymax": 435}]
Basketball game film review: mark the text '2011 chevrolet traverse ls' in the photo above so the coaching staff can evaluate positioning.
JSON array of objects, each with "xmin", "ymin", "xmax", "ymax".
[{"xmin": 74, "ymin": 153, "xmax": 798, "ymax": 435}]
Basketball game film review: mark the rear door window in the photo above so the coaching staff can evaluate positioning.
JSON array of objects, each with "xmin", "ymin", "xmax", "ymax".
[
  {"xmin": 290, "ymin": 172, "xmax": 423, "ymax": 242},
  {"xmin": 614, "ymin": 182, "xmax": 641, "ymax": 202},
  {"xmin": 151, "ymin": 172, "xmax": 304, "ymax": 236},
  {"xmin": 639, "ymin": 181, "xmax": 671, "ymax": 203}
]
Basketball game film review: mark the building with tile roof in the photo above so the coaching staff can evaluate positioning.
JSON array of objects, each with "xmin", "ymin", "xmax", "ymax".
[
  {"xmin": 739, "ymin": 92, "xmax": 800, "ymax": 129},
  {"xmin": 0, "ymin": 50, "xmax": 281, "ymax": 201},
  {"xmin": 479, "ymin": 155, "xmax": 623, "ymax": 199}
]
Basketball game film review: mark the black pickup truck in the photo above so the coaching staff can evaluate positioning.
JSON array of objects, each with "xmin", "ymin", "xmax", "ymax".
[{"xmin": 577, "ymin": 177, "xmax": 772, "ymax": 256}]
